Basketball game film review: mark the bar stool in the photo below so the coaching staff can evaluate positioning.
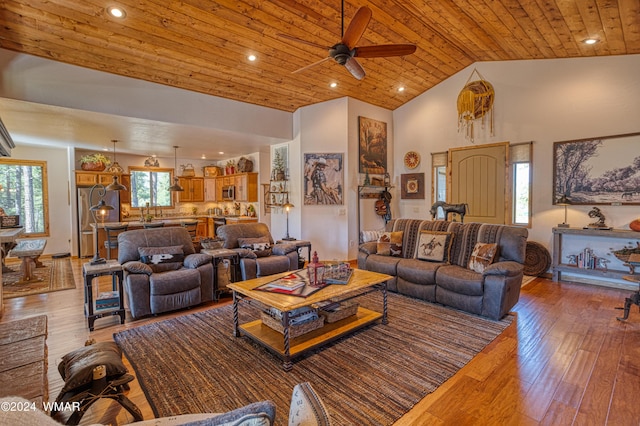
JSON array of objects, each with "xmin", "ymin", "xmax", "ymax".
[
  {"xmin": 143, "ymin": 222, "xmax": 164, "ymax": 229},
  {"xmin": 103, "ymin": 224, "xmax": 128, "ymax": 260},
  {"xmin": 181, "ymin": 220, "xmax": 199, "ymax": 240}
]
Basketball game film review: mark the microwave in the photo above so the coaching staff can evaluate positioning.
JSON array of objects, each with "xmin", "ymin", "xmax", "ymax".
[{"xmin": 222, "ymin": 185, "xmax": 235, "ymax": 200}]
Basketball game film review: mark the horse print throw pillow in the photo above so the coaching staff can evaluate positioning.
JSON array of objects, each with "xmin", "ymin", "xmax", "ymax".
[{"xmin": 415, "ymin": 231, "xmax": 454, "ymax": 262}]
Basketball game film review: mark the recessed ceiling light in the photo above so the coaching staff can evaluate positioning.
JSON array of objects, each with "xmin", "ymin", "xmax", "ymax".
[
  {"xmin": 398, "ymin": 86, "xmax": 405, "ymax": 92},
  {"xmin": 218, "ymin": 151, "xmax": 224, "ymax": 155},
  {"xmin": 583, "ymin": 38, "xmax": 598, "ymax": 45},
  {"xmin": 330, "ymin": 82, "xmax": 338, "ymax": 88},
  {"xmin": 107, "ymin": 6, "xmax": 126, "ymax": 19},
  {"xmin": 248, "ymin": 54, "xmax": 257, "ymax": 61},
  {"xmin": 201, "ymin": 154, "xmax": 206, "ymax": 159}
]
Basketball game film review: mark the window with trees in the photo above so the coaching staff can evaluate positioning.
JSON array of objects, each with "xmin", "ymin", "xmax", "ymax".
[
  {"xmin": 0, "ymin": 159, "xmax": 49, "ymax": 235},
  {"xmin": 511, "ymin": 142, "xmax": 532, "ymax": 227},
  {"xmin": 129, "ymin": 167, "xmax": 173, "ymax": 208}
]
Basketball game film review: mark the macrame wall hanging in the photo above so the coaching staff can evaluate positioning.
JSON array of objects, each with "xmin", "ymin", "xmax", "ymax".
[{"xmin": 457, "ymin": 68, "xmax": 495, "ymax": 142}]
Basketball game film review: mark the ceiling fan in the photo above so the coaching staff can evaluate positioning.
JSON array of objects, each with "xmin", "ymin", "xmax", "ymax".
[{"xmin": 278, "ymin": 2, "xmax": 417, "ymax": 80}]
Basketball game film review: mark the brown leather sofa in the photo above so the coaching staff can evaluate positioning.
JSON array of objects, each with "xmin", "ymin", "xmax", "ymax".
[
  {"xmin": 216, "ymin": 222, "xmax": 299, "ymax": 280},
  {"xmin": 117, "ymin": 227, "xmax": 214, "ymax": 319}
]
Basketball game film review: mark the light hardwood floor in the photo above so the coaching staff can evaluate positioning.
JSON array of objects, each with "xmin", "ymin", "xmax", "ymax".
[{"xmin": 1, "ymin": 257, "xmax": 639, "ymax": 425}]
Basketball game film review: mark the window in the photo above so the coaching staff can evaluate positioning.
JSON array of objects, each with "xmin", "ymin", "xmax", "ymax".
[
  {"xmin": 511, "ymin": 142, "xmax": 532, "ymax": 227},
  {"xmin": 128, "ymin": 167, "xmax": 173, "ymax": 208},
  {"xmin": 0, "ymin": 159, "xmax": 49, "ymax": 235},
  {"xmin": 431, "ymin": 152, "xmax": 448, "ymax": 219}
]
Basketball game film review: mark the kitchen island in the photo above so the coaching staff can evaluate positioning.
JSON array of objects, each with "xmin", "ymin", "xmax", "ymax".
[{"xmin": 91, "ymin": 216, "xmax": 258, "ymax": 259}]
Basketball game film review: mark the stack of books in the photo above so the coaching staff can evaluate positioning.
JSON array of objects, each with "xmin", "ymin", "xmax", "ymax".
[{"xmin": 96, "ymin": 291, "xmax": 119, "ymax": 311}]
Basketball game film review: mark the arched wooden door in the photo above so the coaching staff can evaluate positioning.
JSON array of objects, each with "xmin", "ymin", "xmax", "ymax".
[{"xmin": 448, "ymin": 142, "xmax": 509, "ymax": 224}]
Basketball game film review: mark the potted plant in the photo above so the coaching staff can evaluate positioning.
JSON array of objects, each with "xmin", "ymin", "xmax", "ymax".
[
  {"xmin": 79, "ymin": 153, "xmax": 111, "ymax": 171},
  {"xmin": 272, "ymin": 150, "xmax": 286, "ymax": 180}
]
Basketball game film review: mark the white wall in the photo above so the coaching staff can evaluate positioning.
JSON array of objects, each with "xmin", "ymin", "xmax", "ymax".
[
  {"xmin": 394, "ymin": 54, "xmax": 640, "ymax": 280},
  {"xmin": 7, "ymin": 144, "xmax": 73, "ymax": 255}
]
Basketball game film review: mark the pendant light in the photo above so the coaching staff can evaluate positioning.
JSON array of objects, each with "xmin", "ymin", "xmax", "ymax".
[
  {"xmin": 169, "ymin": 145, "xmax": 184, "ymax": 192},
  {"xmin": 106, "ymin": 139, "xmax": 124, "ymax": 174}
]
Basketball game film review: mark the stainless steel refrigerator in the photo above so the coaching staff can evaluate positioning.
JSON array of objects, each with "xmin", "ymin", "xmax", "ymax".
[{"xmin": 77, "ymin": 187, "xmax": 120, "ymax": 258}]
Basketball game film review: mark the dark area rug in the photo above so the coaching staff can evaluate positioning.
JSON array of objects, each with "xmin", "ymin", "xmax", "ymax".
[
  {"xmin": 2, "ymin": 258, "xmax": 75, "ymax": 299},
  {"xmin": 114, "ymin": 292, "xmax": 512, "ymax": 426}
]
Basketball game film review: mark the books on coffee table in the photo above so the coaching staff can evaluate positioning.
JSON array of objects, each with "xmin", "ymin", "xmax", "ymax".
[{"xmin": 256, "ymin": 270, "xmax": 327, "ymax": 297}]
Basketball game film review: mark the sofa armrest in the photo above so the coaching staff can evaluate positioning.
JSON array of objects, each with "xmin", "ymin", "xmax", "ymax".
[
  {"xmin": 359, "ymin": 242, "xmax": 378, "ymax": 255},
  {"xmin": 122, "ymin": 261, "xmax": 152, "ymax": 275},
  {"xmin": 272, "ymin": 242, "xmax": 298, "ymax": 256},
  {"xmin": 234, "ymin": 248, "xmax": 258, "ymax": 259},
  {"xmin": 184, "ymin": 253, "xmax": 212, "ymax": 269},
  {"xmin": 483, "ymin": 261, "xmax": 523, "ymax": 277}
]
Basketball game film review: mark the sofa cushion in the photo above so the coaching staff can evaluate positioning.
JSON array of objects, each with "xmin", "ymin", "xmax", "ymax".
[
  {"xmin": 238, "ymin": 237, "xmax": 272, "ymax": 258},
  {"xmin": 377, "ymin": 231, "xmax": 403, "ymax": 257},
  {"xmin": 396, "ymin": 258, "xmax": 441, "ymax": 285},
  {"xmin": 435, "ymin": 265, "xmax": 484, "ymax": 296},
  {"xmin": 150, "ymin": 268, "xmax": 201, "ymax": 295},
  {"xmin": 415, "ymin": 231, "xmax": 454, "ymax": 262},
  {"xmin": 139, "ymin": 245, "xmax": 185, "ymax": 272},
  {"xmin": 468, "ymin": 242, "xmax": 499, "ymax": 273},
  {"xmin": 361, "ymin": 229, "xmax": 384, "ymax": 243},
  {"xmin": 255, "ymin": 256, "xmax": 291, "ymax": 277},
  {"xmin": 365, "ymin": 254, "xmax": 401, "ymax": 276}
]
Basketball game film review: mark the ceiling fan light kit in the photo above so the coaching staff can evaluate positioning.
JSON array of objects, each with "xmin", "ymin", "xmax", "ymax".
[{"xmin": 281, "ymin": 3, "xmax": 416, "ymax": 80}]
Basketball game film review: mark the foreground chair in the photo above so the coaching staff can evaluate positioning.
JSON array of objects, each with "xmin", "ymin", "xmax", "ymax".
[{"xmin": 118, "ymin": 227, "xmax": 214, "ymax": 319}]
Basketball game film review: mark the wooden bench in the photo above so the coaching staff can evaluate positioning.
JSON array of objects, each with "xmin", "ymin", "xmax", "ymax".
[
  {"xmin": 0, "ymin": 315, "xmax": 48, "ymax": 404},
  {"xmin": 9, "ymin": 239, "xmax": 47, "ymax": 282}
]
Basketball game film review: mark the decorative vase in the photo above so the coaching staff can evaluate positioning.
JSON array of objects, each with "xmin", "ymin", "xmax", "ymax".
[
  {"xmin": 630, "ymin": 219, "xmax": 640, "ymax": 232},
  {"xmin": 81, "ymin": 162, "xmax": 106, "ymax": 171}
]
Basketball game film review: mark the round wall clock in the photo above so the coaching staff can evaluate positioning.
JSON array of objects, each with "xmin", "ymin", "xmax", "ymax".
[{"xmin": 404, "ymin": 151, "xmax": 420, "ymax": 169}]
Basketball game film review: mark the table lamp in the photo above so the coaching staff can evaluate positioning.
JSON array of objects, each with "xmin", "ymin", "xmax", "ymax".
[{"xmin": 556, "ymin": 195, "xmax": 571, "ymax": 228}]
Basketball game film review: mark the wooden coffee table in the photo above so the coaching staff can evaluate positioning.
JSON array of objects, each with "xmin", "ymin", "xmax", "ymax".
[{"xmin": 227, "ymin": 268, "xmax": 391, "ymax": 371}]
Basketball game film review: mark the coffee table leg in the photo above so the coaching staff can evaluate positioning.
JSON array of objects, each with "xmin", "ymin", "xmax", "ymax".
[
  {"xmin": 282, "ymin": 310, "xmax": 293, "ymax": 371},
  {"xmin": 382, "ymin": 281, "xmax": 388, "ymax": 325},
  {"xmin": 232, "ymin": 291, "xmax": 240, "ymax": 337}
]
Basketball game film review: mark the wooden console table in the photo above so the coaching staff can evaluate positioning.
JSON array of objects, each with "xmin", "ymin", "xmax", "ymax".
[{"xmin": 552, "ymin": 227, "xmax": 640, "ymax": 282}]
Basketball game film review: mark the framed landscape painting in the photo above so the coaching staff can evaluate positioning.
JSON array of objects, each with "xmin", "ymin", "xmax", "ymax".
[
  {"xmin": 358, "ymin": 116, "xmax": 387, "ymax": 174},
  {"xmin": 553, "ymin": 132, "xmax": 640, "ymax": 205}
]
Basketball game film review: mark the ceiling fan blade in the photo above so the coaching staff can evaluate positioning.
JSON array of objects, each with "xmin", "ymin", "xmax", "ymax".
[
  {"xmin": 341, "ymin": 6, "xmax": 372, "ymax": 49},
  {"xmin": 344, "ymin": 57, "xmax": 365, "ymax": 80},
  {"xmin": 355, "ymin": 44, "xmax": 417, "ymax": 58},
  {"xmin": 276, "ymin": 33, "xmax": 329, "ymax": 50},
  {"xmin": 292, "ymin": 56, "xmax": 331, "ymax": 74}
]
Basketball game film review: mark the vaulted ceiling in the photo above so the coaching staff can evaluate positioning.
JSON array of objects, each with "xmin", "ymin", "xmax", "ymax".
[{"xmin": 1, "ymin": 0, "xmax": 638, "ymax": 113}]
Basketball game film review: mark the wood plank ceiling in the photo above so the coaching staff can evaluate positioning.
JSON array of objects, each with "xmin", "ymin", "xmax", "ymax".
[{"xmin": 1, "ymin": 1, "xmax": 638, "ymax": 113}]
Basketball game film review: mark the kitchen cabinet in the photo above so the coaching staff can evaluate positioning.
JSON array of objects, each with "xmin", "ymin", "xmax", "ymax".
[
  {"xmin": 216, "ymin": 178, "xmax": 224, "ymax": 201},
  {"xmin": 119, "ymin": 174, "xmax": 131, "ymax": 204},
  {"xmin": 234, "ymin": 173, "xmax": 258, "ymax": 202},
  {"xmin": 204, "ymin": 178, "xmax": 217, "ymax": 202},
  {"xmin": 75, "ymin": 171, "xmax": 130, "ymax": 187},
  {"xmin": 196, "ymin": 218, "xmax": 208, "ymax": 238},
  {"xmin": 178, "ymin": 177, "xmax": 204, "ymax": 202}
]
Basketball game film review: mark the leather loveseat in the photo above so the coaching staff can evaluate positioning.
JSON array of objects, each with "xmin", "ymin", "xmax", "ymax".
[
  {"xmin": 358, "ymin": 219, "xmax": 528, "ymax": 320},
  {"xmin": 118, "ymin": 227, "xmax": 214, "ymax": 319},
  {"xmin": 216, "ymin": 222, "xmax": 299, "ymax": 280}
]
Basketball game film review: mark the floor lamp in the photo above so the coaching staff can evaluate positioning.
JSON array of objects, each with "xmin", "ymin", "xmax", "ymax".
[
  {"xmin": 89, "ymin": 179, "xmax": 127, "ymax": 265},
  {"xmin": 282, "ymin": 198, "xmax": 295, "ymax": 241}
]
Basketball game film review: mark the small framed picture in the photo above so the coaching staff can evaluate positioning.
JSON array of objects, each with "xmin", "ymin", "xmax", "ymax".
[{"xmin": 401, "ymin": 173, "xmax": 424, "ymax": 199}]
